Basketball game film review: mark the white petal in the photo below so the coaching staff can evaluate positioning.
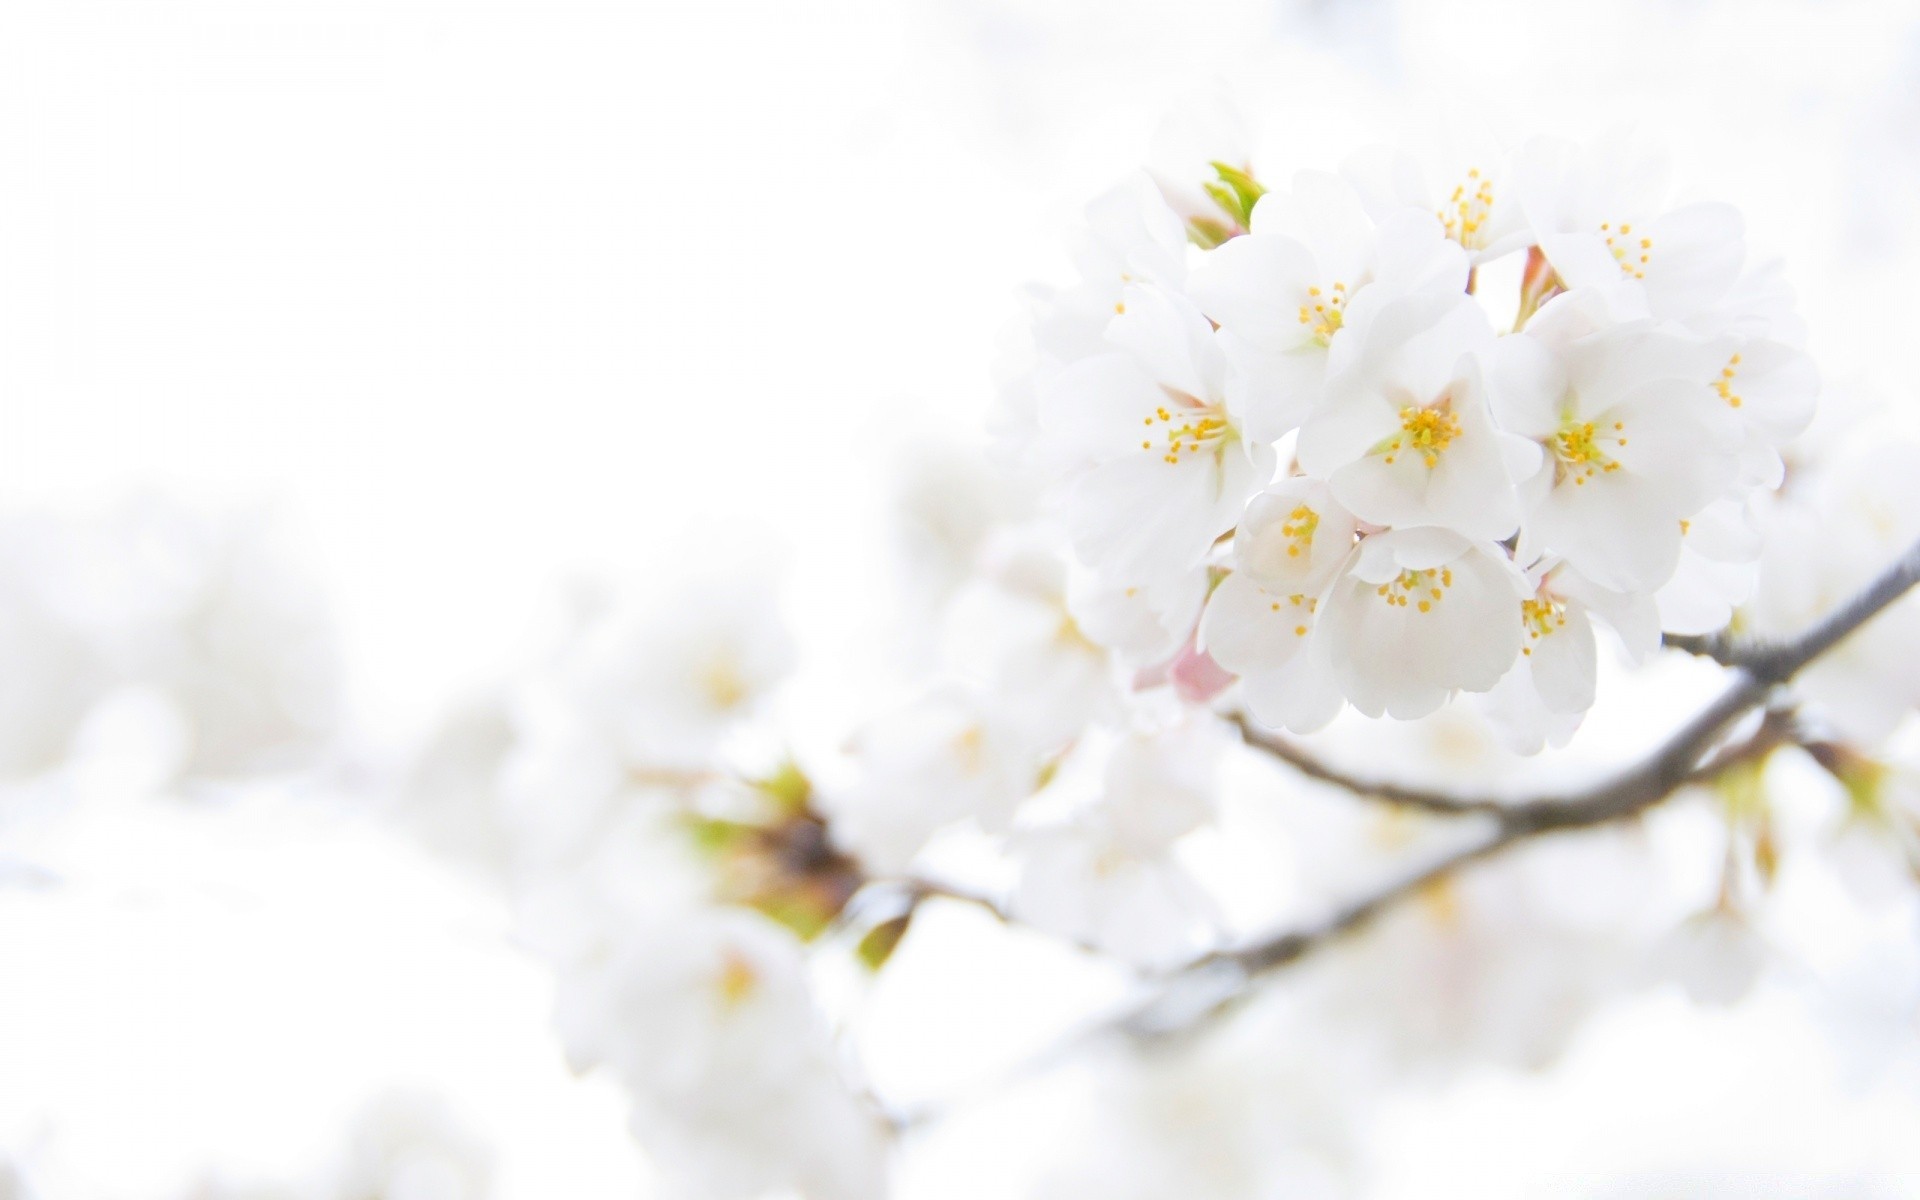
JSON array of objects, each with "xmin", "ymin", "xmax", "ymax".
[{"xmin": 1198, "ymin": 572, "xmax": 1315, "ymax": 673}]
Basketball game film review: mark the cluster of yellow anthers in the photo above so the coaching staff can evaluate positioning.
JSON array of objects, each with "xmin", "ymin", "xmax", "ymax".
[
  {"xmin": 1601, "ymin": 220, "xmax": 1651, "ymax": 281},
  {"xmin": 1438, "ymin": 167, "xmax": 1496, "ymax": 249},
  {"xmin": 1377, "ymin": 567, "xmax": 1454, "ymax": 613},
  {"xmin": 1297, "ymin": 281, "xmax": 1349, "ymax": 344},
  {"xmin": 1714, "ymin": 354, "xmax": 1745, "ymax": 408},
  {"xmin": 1383, "ymin": 401, "xmax": 1463, "ymax": 468},
  {"xmin": 1279, "ymin": 505, "xmax": 1320, "ymax": 558},
  {"xmin": 1519, "ymin": 594, "xmax": 1569, "ymax": 657},
  {"xmin": 1266, "ymin": 591, "xmax": 1318, "ymax": 637},
  {"xmin": 1552, "ymin": 419, "xmax": 1627, "ymax": 485},
  {"xmin": 1142, "ymin": 401, "xmax": 1230, "ymax": 465}
]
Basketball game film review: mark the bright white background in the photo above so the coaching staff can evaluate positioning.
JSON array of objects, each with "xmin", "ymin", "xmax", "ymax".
[{"xmin": 4, "ymin": 0, "xmax": 1920, "ymax": 1195}]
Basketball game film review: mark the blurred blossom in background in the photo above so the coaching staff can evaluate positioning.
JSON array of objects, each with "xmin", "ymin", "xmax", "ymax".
[{"xmin": 4, "ymin": 0, "xmax": 1920, "ymax": 1197}]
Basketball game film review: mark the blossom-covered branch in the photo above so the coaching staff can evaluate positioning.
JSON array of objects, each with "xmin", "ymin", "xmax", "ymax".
[{"xmin": 1137, "ymin": 533, "xmax": 1920, "ymax": 1026}]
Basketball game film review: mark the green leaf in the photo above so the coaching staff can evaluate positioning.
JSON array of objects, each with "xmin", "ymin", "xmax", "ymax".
[
  {"xmin": 755, "ymin": 892, "xmax": 836, "ymax": 942},
  {"xmin": 855, "ymin": 912, "xmax": 913, "ymax": 972},
  {"xmin": 682, "ymin": 814, "xmax": 756, "ymax": 857},
  {"xmin": 755, "ymin": 759, "xmax": 813, "ymax": 815}
]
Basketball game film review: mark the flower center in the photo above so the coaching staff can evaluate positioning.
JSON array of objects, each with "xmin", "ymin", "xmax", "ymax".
[
  {"xmin": 1713, "ymin": 353, "xmax": 1744, "ymax": 408},
  {"xmin": 1140, "ymin": 391, "xmax": 1234, "ymax": 466},
  {"xmin": 950, "ymin": 724, "xmax": 987, "ymax": 774},
  {"xmin": 1439, "ymin": 168, "xmax": 1495, "ymax": 249},
  {"xmin": 1279, "ymin": 505, "xmax": 1319, "ymax": 559},
  {"xmin": 1375, "ymin": 566, "xmax": 1454, "ymax": 613},
  {"xmin": 701, "ymin": 657, "xmax": 749, "ymax": 711},
  {"xmin": 1520, "ymin": 594, "xmax": 1568, "ymax": 656},
  {"xmin": 1551, "ymin": 418, "xmax": 1627, "ymax": 486},
  {"xmin": 1297, "ymin": 281, "xmax": 1349, "ymax": 345},
  {"xmin": 1600, "ymin": 221, "xmax": 1650, "ymax": 280},
  {"xmin": 716, "ymin": 949, "xmax": 759, "ymax": 1008},
  {"xmin": 1381, "ymin": 399, "xmax": 1462, "ymax": 468}
]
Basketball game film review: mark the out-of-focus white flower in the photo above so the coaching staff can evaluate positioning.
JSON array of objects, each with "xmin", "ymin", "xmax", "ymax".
[
  {"xmin": 1807, "ymin": 902, "xmax": 1920, "ymax": 1089},
  {"xmin": 1646, "ymin": 906, "xmax": 1771, "ymax": 1007},
  {"xmin": 327, "ymin": 1091, "xmax": 496, "ymax": 1200},
  {"xmin": 888, "ymin": 442, "xmax": 1031, "ymax": 637},
  {"xmin": 0, "ymin": 496, "xmax": 339, "ymax": 782},
  {"xmin": 1345, "ymin": 127, "xmax": 1532, "ymax": 263},
  {"xmin": 1008, "ymin": 816, "xmax": 1220, "ymax": 970},
  {"xmin": 940, "ymin": 528, "xmax": 1114, "ymax": 746},
  {"xmin": 1296, "ymin": 827, "xmax": 1679, "ymax": 1073},
  {"xmin": 1143, "ymin": 87, "xmax": 1254, "ymax": 238},
  {"xmin": 1030, "ymin": 991, "xmax": 1364, "ymax": 1200},
  {"xmin": 556, "ymin": 576, "xmax": 794, "ymax": 772},
  {"xmin": 1072, "ymin": 174, "xmax": 1194, "ymax": 313},
  {"xmin": 1296, "ymin": 292, "xmax": 1525, "ymax": 541},
  {"xmin": 1516, "ymin": 131, "xmax": 1746, "ymax": 322},
  {"xmin": 1064, "ymin": 562, "xmax": 1207, "ymax": 669},
  {"xmin": 1009, "ymin": 722, "xmax": 1228, "ymax": 967},
  {"xmin": 398, "ymin": 698, "xmax": 519, "ymax": 880},
  {"xmin": 542, "ymin": 885, "xmax": 888, "ymax": 1200},
  {"xmin": 1038, "ymin": 284, "xmax": 1273, "ymax": 588},
  {"xmin": 1189, "ymin": 173, "xmax": 1468, "ymax": 441},
  {"xmin": 1316, "ymin": 529, "xmax": 1528, "ymax": 720},
  {"xmin": 821, "ymin": 686, "xmax": 1042, "ymax": 875},
  {"xmin": 1750, "ymin": 437, "xmax": 1920, "ymax": 743}
]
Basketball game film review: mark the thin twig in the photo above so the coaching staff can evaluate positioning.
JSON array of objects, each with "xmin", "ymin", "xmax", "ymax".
[
  {"xmin": 1661, "ymin": 630, "xmax": 1737, "ymax": 664},
  {"xmin": 1229, "ymin": 713, "xmax": 1512, "ymax": 816}
]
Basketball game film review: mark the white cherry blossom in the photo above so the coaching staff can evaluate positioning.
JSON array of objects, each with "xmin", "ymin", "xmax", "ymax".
[
  {"xmin": 1748, "ymin": 438, "xmax": 1920, "ymax": 743},
  {"xmin": 545, "ymin": 901, "xmax": 886, "ymax": 1200},
  {"xmin": 940, "ymin": 527, "xmax": 1115, "ymax": 746},
  {"xmin": 1189, "ymin": 171, "xmax": 1468, "ymax": 440},
  {"xmin": 1516, "ymin": 131, "xmax": 1746, "ymax": 322},
  {"xmin": 1345, "ymin": 126, "xmax": 1532, "ymax": 263},
  {"xmin": 822, "ymin": 686, "xmax": 1043, "ymax": 874},
  {"xmin": 1065, "ymin": 562, "xmax": 1208, "ymax": 669},
  {"xmin": 1039, "ymin": 283, "xmax": 1273, "ymax": 587},
  {"xmin": 1316, "ymin": 528, "xmax": 1529, "ymax": 720},
  {"xmin": 1478, "ymin": 560, "xmax": 1657, "ymax": 754},
  {"xmin": 1199, "ymin": 480, "xmax": 1357, "ymax": 733},
  {"xmin": 1656, "ymin": 498, "xmax": 1764, "ymax": 636},
  {"xmin": 1296, "ymin": 291, "xmax": 1528, "ymax": 541},
  {"xmin": 1143, "ymin": 86, "xmax": 1255, "ymax": 240},
  {"xmin": 558, "ymin": 577, "xmax": 795, "ymax": 771},
  {"xmin": 1488, "ymin": 290, "xmax": 1737, "ymax": 592}
]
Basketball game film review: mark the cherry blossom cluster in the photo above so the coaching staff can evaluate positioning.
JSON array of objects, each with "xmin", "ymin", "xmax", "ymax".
[
  {"xmin": 1000, "ymin": 127, "xmax": 1817, "ymax": 751},
  {"xmin": 366, "ymin": 118, "xmax": 1920, "ymax": 1199}
]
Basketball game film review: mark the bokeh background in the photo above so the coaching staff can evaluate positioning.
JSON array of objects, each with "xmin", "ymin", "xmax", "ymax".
[{"xmin": 5, "ymin": 0, "xmax": 1920, "ymax": 1194}]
